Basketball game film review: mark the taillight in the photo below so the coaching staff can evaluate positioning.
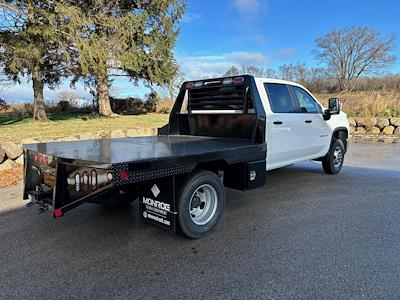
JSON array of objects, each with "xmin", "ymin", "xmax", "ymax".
[
  {"xmin": 186, "ymin": 82, "xmax": 194, "ymax": 89},
  {"xmin": 83, "ymin": 171, "xmax": 89, "ymax": 184},
  {"xmin": 223, "ymin": 78, "xmax": 233, "ymax": 85},
  {"xmin": 91, "ymin": 170, "xmax": 97, "ymax": 189},
  {"xmin": 75, "ymin": 173, "xmax": 81, "ymax": 192},
  {"xmin": 33, "ymin": 154, "xmax": 49, "ymax": 165},
  {"xmin": 107, "ymin": 172, "xmax": 113, "ymax": 182},
  {"xmin": 233, "ymin": 76, "xmax": 244, "ymax": 84},
  {"xmin": 82, "ymin": 171, "xmax": 89, "ymax": 191}
]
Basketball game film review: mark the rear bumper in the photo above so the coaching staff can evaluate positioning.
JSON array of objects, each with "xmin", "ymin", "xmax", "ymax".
[
  {"xmin": 23, "ymin": 149, "xmax": 113, "ymax": 217},
  {"xmin": 27, "ymin": 188, "xmax": 52, "ymax": 204}
]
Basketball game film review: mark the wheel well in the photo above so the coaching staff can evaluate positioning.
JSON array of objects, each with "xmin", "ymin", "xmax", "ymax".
[{"xmin": 333, "ymin": 129, "xmax": 348, "ymax": 152}]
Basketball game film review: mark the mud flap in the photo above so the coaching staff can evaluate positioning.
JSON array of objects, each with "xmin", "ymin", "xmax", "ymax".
[{"xmin": 139, "ymin": 176, "xmax": 177, "ymax": 234}]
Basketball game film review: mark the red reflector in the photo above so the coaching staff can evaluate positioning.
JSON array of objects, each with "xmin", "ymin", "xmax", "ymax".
[
  {"xmin": 54, "ymin": 209, "xmax": 63, "ymax": 218},
  {"xmin": 120, "ymin": 171, "xmax": 129, "ymax": 181},
  {"xmin": 186, "ymin": 82, "xmax": 194, "ymax": 89},
  {"xmin": 233, "ymin": 77, "xmax": 244, "ymax": 84}
]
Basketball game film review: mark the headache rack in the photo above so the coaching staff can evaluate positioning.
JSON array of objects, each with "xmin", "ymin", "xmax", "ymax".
[
  {"xmin": 163, "ymin": 75, "xmax": 266, "ymax": 143},
  {"xmin": 188, "ymin": 81, "xmax": 254, "ymax": 113}
]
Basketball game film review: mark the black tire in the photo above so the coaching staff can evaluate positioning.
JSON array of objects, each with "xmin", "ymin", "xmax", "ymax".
[
  {"xmin": 177, "ymin": 170, "xmax": 225, "ymax": 239},
  {"xmin": 322, "ymin": 139, "xmax": 345, "ymax": 174}
]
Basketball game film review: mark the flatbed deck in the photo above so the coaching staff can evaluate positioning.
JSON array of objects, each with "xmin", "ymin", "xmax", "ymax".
[
  {"xmin": 24, "ymin": 135, "xmax": 265, "ymax": 165},
  {"xmin": 22, "ymin": 75, "xmax": 270, "ymax": 236}
]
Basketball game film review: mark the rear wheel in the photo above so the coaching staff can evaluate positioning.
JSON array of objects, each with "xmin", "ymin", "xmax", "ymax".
[
  {"xmin": 322, "ymin": 139, "xmax": 345, "ymax": 174},
  {"xmin": 177, "ymin": 170, "xmax": 225, "ymax": 239}
]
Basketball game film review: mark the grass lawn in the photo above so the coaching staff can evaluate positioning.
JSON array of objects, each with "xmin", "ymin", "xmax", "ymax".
[{"xmin": 0, "ymin": 113, "xmax": 169, "ymax": 142}]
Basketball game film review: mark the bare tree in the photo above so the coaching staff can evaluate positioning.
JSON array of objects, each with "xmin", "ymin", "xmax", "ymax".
[
  {"xmin": 57, "ymin": 90, "xmax": 80, "ymax": 107},
  {"xmin": 224, "ymin": 65, "xmax": 268, "ymax": 78},
  {"xmin": 264, "ymin": 68, "xmax": 277, "ymax": 78},
  {"xmin": 240, "ymin": 65, "xmax": 266, "ymax": 77},
  {"xmin": 314, "ymin": 27, "xmax": 397, "ymax": 91},
  {"xmin": 278, "ymin": 64, "xmax": 295, "ymax": 81},
  {"xmin": 224, "ymin": 66, "xmax": 240, "ymax": 77}
]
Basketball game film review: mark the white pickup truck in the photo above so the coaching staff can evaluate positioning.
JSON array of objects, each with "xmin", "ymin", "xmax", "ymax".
[
  {"xmin": 257, "ymin": 77, "xmax": 349, "ymax": 174},
  {"xmin": 23, "ymin": 75, "xmax": 349, "ymax": 238}
]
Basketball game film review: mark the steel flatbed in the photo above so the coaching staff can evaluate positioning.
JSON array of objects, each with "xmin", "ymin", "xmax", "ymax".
[
  {"xmin": 23, "ymin": 75, "xmax": 268, "ymax": 237},
  {"xmin": 24, "ymin": 135, "xmax": 265, "ymax": 165}
]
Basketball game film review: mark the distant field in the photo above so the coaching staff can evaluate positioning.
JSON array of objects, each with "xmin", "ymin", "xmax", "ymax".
[
  {"xmin": 1, "ymin": 91, "xmax": 399, "ymax": 143},
  {"xmin": 0, "ymin": 113, "xmax": 169, "ymax": 142},
  {"xmin": 314, "ymin": 91, "xmax": 400, "ymax": 118}
]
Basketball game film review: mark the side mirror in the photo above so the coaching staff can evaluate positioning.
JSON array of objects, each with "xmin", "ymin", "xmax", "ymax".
[
  {"xmin": 323, "ymin": 98, "xmax": 341, "ymax": 121},
  {"xmin": 328, "ymin": 98, "xmax": 340, "ymax": 114}
]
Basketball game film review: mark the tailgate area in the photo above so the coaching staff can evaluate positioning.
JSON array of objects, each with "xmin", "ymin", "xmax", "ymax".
[
  {"xmin": 23, "ymin": 149, "xmax": 113, "ymax": 216},
  {"xmin": 24, "ymin": 150, "xmax": 57, "ymax": 210}
]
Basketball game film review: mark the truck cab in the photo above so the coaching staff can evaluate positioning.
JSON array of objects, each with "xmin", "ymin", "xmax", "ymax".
[{"xmin": 254, "ymin": 78, "xmax": 349, "ymax": 171}]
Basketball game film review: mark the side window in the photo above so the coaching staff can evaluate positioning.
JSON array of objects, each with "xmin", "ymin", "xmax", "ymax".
[
  {"xmin": 290, "ymin": 86, "xmax": 320, "ymax": 113},
  {"xmin": 264, "ymin": 83, "xmax": 295, "ymax": 113}
]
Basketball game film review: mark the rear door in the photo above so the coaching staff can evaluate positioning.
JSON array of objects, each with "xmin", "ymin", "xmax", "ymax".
[
  {"xmin": 288, "ymin": 85, "xmax": 330, "ymax": 158},
  {"xmin": 263, "ymin": 83, "xmax": 305, "ymax": 168}
]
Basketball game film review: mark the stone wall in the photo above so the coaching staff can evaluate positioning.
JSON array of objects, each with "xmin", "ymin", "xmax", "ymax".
[
  {"xmin": 348, "ymin": 117, "xmax": 400, "ymax": 135},
  {"xmin": 1, "ymin": 118, "xmax": 399, "ymax": 172},
  {"xmin": 0, "ymin": 128, "xmax": 157, "ymax": 172}
]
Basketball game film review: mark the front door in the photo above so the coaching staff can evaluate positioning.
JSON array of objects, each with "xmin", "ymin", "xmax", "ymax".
[{"xmin": 289, "ymin": 85, "xmax": 331, "ymax": 158}]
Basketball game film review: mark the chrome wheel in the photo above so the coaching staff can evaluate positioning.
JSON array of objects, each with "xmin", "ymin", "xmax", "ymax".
[
  {"xmin": 189, "ymin": 184, "xmax": 218, "ymax": 225},
  {"xmin": 333, "ymin": 146, "xmax": 344, "ymax": 168}
]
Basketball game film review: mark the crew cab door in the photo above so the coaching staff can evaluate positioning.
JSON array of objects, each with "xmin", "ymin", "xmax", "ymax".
[
  {"xmin": 288, "ymin": 85, "xmax": 330, "ymax": 158},
  {"xmin": 263, "ymin": 83, "xmax": 305, "ymax": 168}
]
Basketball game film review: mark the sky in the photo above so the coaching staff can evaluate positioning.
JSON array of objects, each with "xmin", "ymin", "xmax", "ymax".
[{"xmin": 1, "ymin": 0, "xmax": 400, "ymax": 103}]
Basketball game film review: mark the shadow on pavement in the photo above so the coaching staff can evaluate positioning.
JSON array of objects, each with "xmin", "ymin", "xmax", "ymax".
[{"xmin": 1, "ymin": 161, "xmax": 400, "ymax": 298}]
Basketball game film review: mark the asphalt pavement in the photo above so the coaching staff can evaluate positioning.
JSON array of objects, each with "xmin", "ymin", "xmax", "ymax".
[{"xmin": 0, "ymin": 142, "xmax": 399, "ymax": 299}]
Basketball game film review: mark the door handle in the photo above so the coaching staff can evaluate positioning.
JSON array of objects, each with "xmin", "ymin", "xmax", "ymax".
[
  {"xmin": 273, "ymin": 121, "xmax": 283, "ymax": 125},
  {"xmin": 305, "ymin": 120, "xmax": 312, "ymax": 124}
]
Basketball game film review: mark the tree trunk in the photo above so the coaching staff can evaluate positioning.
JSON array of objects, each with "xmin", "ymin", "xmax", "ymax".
[
  {"xmin": 32, "ymin": 64, "xmax": 48, "ymax": 121},
  {"xmin": 96, "ymin": 71, "xmax": 114, "ymax": 116}
]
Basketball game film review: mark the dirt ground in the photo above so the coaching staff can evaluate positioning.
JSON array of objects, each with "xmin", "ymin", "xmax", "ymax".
[{"xmin": 0, "ymin": 166, "xmax": 23, "ymax": 188}]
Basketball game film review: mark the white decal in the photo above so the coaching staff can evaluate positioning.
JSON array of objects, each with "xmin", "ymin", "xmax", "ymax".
[
  {"xmin": 146, "ymin": 213, "xmax": 170, "ymax": 226},
  {"xmin": 143, "ymin": 197, "xmax": 170, "ymax": 211},
  {"xmin": 151, "ymin": 184, "xmax": 160, "ymax": 198},
  {"xmin": 145, "ymin": 205, "xmax": 168, "ymax": 216}
]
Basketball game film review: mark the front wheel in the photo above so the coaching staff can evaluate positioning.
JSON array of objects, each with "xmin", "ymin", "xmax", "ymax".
[
  {"xmin": 322, "ymin": 139, "xmax": 345, "ymax": 174},
  {"xmin": 177, "ymin": 170, "xmax": 225, "ymax": 239}
]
